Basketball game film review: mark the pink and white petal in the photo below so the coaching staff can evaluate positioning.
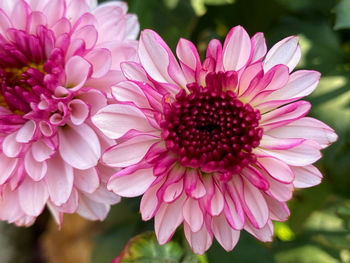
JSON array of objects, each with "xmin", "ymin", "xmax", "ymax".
[
  {"xmin": 266, "ymin": 117, "xmax": 337, "ymax": 149},
  {"xmin": 56, "ymin": 188, "xmax": 79, "ymax": 213},
  {"xmin": 223, "ymin": 190, "xmax": 244, "ymax": 230},
  {"xmin": 139, "ymin": 29, "xmax": 186, "ymax": 87},
  {"xmin": 184, "ymin": 169, "xmax": 206, "ymax": 199},
  {"xmin": 125, "ymin": 14, "xmax": 139, "ymax": 40},
  {"xmin": 11, "ymin": 0, "xmax": 29, "ymax": 31},
  {"xmin": 233, "ymin": 176, "xmax": 269, "ymax": 228},
  {"xmin": 121, "ymin": 61, "xmax": 153, "ymax": 84},
  {"xmin": 84, "ymin": 48, "xmax": 112, "ymax": 78},
  {"xmin": 263, "ymin": 173, "xmax": 293, "ymax": 202},
  {"xmin": 267, "ymin": 70, "xmax": 320, "ymax": 101},
  {"xmin": 183, "ymin": 197, "xmax": 204, "ymax": 232},
  {"xmin": 84, "ymin": 185, "xmax": 121, "ymax": 205},
  {"xmin": 111, "ymin": 81, "xmax": 151, "ymax": 108},
  {"xmin": 18, "ymin": 177, "xmax": 49, "ymax": 217},
  {"xmin": 256, "ymin": 140, "xmax": 321, "ymax": 166},
  {"xmin": 108, "ymin": 167, "xmax": 155, "ymax": 197},
  {"xmin": 251, "ymin": 32, "xmax": 267, "ymax": 63},
  {"xmin": 257, "ymin": 156, "xmax": 294, "ymax": 183},
  {"xmin": 47, "ymin": 202, "xmax": 63, "ymax": 226},
  {"xmin": 263, "ymin": 36, "xmax": 301, "ymax": 72},
  {"xmin": 223, "ymin": 25, "xmax": 252, "ymax": 71},
  {"xmin": 206, "ymin": 39, "xmax": 223, "ymax": 72},
  {"xmin": 74, "ymin": 167, "xmax": 100, "ymax": 194},
  {"xmin": 176, "ymin": 38, "xmax": 200, "ymax": 82},
  {"xmin": 241, "ymin": 166, "xmax": 269, "ymax": 190},
  {"xmin": 68, "ymin": 99, "xmax": 89, "ymax": 125},
  {"xmin": 244, "ymin": 220, "xmax": 274, "ymax": 242},
  {"xmin": 65, "ymin": 56, "xmax": 92, "ymax": 91},
  {"xmin": 3, "ymin": 132, "xmax": 22, "ymax": 157},
  {"xmin": 45, "ymin": 155, "xmax": 74, "ymax": 206},
  {"xmin": 184, "ymin": 223, "xmax": 213, "ymax": 255},
  {"xmin": 0, "ymin": 9, "xmax": 12, "ymax": 36},
  {"xmin": 203, "ymin": 177, "xmax": 224, "ymax": 216},
  {"xmin": 140, "ymin": 177, "xmax": 165, "ymax": 220},
  {"xmin": 78, "ymin": 89, "xmax": 107, "ymax": 115},
  {"xmin": 77, "ymin": 194, "xmax": 109, "ymax": 221},
  {"xmin": 16, "ymin": 120, "xmax": 36, "ymax": 143},
  {"xmin": 212, "ymin": 213, "xmax": 240, "ymax": 251},
  {"xmin": 24, "ymin": 150, "xmax": 47, "ymax": 181},
  {"xmin": 291, "ymin": 165, "xmax": 323, "ymax": 188},
  {"xmin": 71, "ymin": 24, "xmax": 97, "ymax": 50},
  {"xmin": 0, "ymin": 152, "xmax": 17, "ymax": 184},
  {"xmin": 58, "ymin": 124, "xmax": 100, "ymax": 170},
  {"xmin": 155, "ymin": 193, "xmax": 186, "ymax": 244},
  {"xmin": 0, "ymin": 188, "xmax": 25, "ymax": 223},
  {"xmin": 66, "ymin": 0, "xmax": 90, "ymax": 24},
  {"xmin": 260, "ymin": 101, "xmax": 311, "ymax": 131},
  {"xmin": 260, "ymin": 135, "xmax": 305, "ymax": 150},
  {"xmin": 92, "ymin": 104, "xmax": 155, "ymax": 139},
  {"xmin": 264, "ymin": 194, "xmax": 290, "ymax": 221},
  {"xmin": 42, "ymin": 0, "xmax": 66, "ymax": 27},
  {"xmin": 163, "ymin": 178, "xmax": 184, "ymax": 203},
  {"xmin": 103, "ymin": 135, "xmax": 159, "ymax": 167},
  {"xmin": 31, "ymin": 139, "xmax": 55, "ymax": 162}
]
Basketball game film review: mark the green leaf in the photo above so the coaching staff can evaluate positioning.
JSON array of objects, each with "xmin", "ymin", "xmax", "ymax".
[
  {"xmin": 190, "ymin": 0, "xmax": 235, "ymax": 16},
  {"xmin": 334, "ymin": 0, "xmax": 350, "ymax": 30}
]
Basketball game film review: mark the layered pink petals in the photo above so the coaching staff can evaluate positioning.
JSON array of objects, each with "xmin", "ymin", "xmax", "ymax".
[
  {"xmin": 93, "ymin": 25, "xmax": 336, "ymax": 254},
  {"xmin": 0, "ymin": 0, "xmax": 139, "ymax": 225}
]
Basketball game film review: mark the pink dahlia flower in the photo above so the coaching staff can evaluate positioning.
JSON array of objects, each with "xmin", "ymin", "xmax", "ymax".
[
  {"xmin": 92, "ymin": 26, "xmax": 337, "ymax": 254},
  {"xmin": 0, "ymin": 0, "xmax": 139, "ymax": 226}
]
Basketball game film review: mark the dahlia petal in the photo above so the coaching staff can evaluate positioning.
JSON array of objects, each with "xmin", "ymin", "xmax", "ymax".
[
  {"xmin": 18, "ymin": 177, "xmax": 48, "ymax": 217},
  {"xmin": 263, "ymin": 36, "xmax": 301, "ymax": 72},
  {"xmin": 223, "ymin": 190, "xmax": 244, "ymax": 230},
  {"xmin": 212, "ymin": 213, "xmax": 240, "ymax": 251},
  {"xmin": 85, "ymin": 186, "xmax": 121, "ymax": 205},
  {"xmin": 65, "ymin": 56, "xmax": 92, "ymax": 91},
  {"xmin": 155, "ymin": 193, "xmax": 186, "ymax": 244},
  {"xmin": 260, "ymin": 135, "xmax": 305, "ymax": 150},
  {"xmin": 58, "ymin": 124, "xmax": 100, "ymax": 170},
  {"xmin": 43, "ymin": 0, "xmax": 65, "ymax": 27},
  {"xmin": 176, "ymin": 38, "xmax": 200, "ymax": 82},
  {"xmin": 257, "ymin": 156, "xmax": 294, "ymax": 183},
  {"xmin": 74, "ymin": 167, "xmax": 100, "ymax": 194},
  {"xmin": 263, "ymin": 173, "xmax": 293, "ymax": 202},
  {"xmin": 66, "ymin": 0, "xmax": 90, "ymax": 24},
  {"xmin": 244, "ymin": 220, "xmax": 273, "ymax": 242},
  {"xmin": 267, "ymin": 70, "xmax": 320, "ymax": 101},
  {"xmin": 0, "ymin": 187, "xmax": 24, "ymax": 223},
  {"xmin": 163, "ymin": 179, "xmax": 184, "ymax": 203},
  {"xmin": 266, "ymin": 117, "xmax": 337, "ymax": 149},
  {"xmin": 140, "ymin": 178, "xmax": 165, "ymax": 220},
  {"xmin": 108, "ymin": 168, "xmax": 155, "ymax": 197},
  {"xmin": 103, "ymin": 135, "xmax": 159, "ymax": 167},
  {"xmin": 251, "ymin": 32, "xmax": 267, "ymax": 63},
  {"xmin": 0, "ymin": 9, "xmax": 12, "ymax": 36},
  {"xmin": 51, "ymin": 17, "xmax": 71, "ymax": 37},
  {"xmin": 77, "ymin": 194, "xmax": 109, "ymax": 221},
  {"xmin": 256, "ymin": 140, "xmax": 321, "ymax": 166},
  {"xmin": 234, "ymin": 176, "xmax": 269, "ymax": 228},
  {"xmin": 71, "ymin": 25, "xmax": 98, "ymax": 50},
  {"xmin": 0, "ymin": 152, "xmax": 17, "ymax": 184},
  {"xmin": 84, "ymin": 48, "xmax": 112, "ymax": 78},
  {"xmin": 78, "ymin": 89, "xmax": 107, "ymax": 115},
  {"xmin": 184, "ymin": 169, "xmax": 206, "ymax": 199},
  {"xmin": 11, "ymin": 0, "xmax": 29, "ymax": 30},
  {"xmin": 16, "ymin": 120, "xmax": 36, "ymax": 143},
  {"xmin": 260, "ymin": 101, "xmax": 311, "ymax": 131},
  {"xmin": 3, "ymin": 132, "xmax": 22, "ymax": 157},
  {"xmin": 68, "ymin": 99, "xmax": 89, "ymax": 125},
  {"xmin": 47, "ymin": 202, "xmax": 63, "ymax": 226},
  {"xmin": 206, "ymin": 39, "xmax": 223, "ymax": 72},
  {"xmin": 223, "ymin": 25, "xmax": 251, "ymax": 71},
  {"xmin": 24, "ymin": 150, "xmax": 47, "ymax": 181},
  {"xmin": 92, "ymin": 104, "xmax": 154, "ymax": 139},
  {"xmin": 111, "ymin": 81, "xmax": 151, "ymax": 108},
  {"xmin": 121, "ymin": 61, "xmax": 152, "ymax": 84},
  {"xmin": 31, "ymin": 139, "xmax": 55, "ymax": 162},
  {"xmin": 264, "ymin": 194, "xmax": 290, "ymax": 221},
  {"xmin": 291, "ymin": 165, "xmax": 322, "ymax": 188},
  {"xmin": 241, "ymin": 166, "xmax": 269, "ymax": 190},
  {"xmin": 184, "ymin": 223, "xmax": 213, "ymax": 255},
  {"xmin": 125, "ymin": 14, "xmax": 139, "ymax": 40},
  {"xmin": 28, "ymin": 11, "xmax": 47, "ymax": 35},
  {"xmin": 46, "ymin": 155, "xmax": 74, "ymax": 206},
  {"xmin": 139, "ymin": 29, "xmax": 186, "ymax": 87},
  {"xmin": 56, "ymin": 188, "xmax": 79, "ymax": 213},
  {"xmin": 203, "ymin": 177, "xmax": 224, "ymax": 216},
  {"xmin": 183, "ymin": 198, "xmax": 203, "ymax": 232},
  {"xmin": 238, "ymin": 62, "xmax": 263, "ymax": 96}
]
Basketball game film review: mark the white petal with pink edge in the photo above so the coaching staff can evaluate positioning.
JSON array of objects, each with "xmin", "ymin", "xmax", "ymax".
[
  {"xmin": 92, "ymin": 104, "xmax": 155, "ymax": 139},
  {"xmin": 24, "ymin": 150, "xmax": 47, "ymax": 181},
  {"xmin": 16, "ymin": 120, "xmax": 36, "ymax": 143},
  {"xmin": 263, "ymin": 36, "xmax": 301, "ymax": 72},
  {"xmin": 244, "ymin": 220, "xmax": 274, "ymax": 242},
  {"xmin": 45, "ymin": 155, "xmax": 74, "ymax": 206},
  {"xmin": 291, "ymin": 165, "xmax": 323, "ymax": 188},
  {"xmin": 68, "ymin": 99, "xmax": 89, "ymax": 125},
  {"xmin": 264, "ymin": 194, "xmax": 290, "ymax": 221},
  {"xmin": 223, "ymin": 26, "xmax": 251, "ymax": 71},
  {"xmin": 184, "ymin": 223, "xmax": 213, "ymax": 255},
  {"xmin": 155, "ymin": 193, "xmax": 186, "ymax": 244},
  {"xmin": 77, "ymin": 194, "xmax": 109, "ymax": 221},
  {"xmin": 112, "ymin": 81, "xmax": 151, "ymax": 108},
  {"xmin": 257, "ymin": 156, "xmax": 294, "ymax": 183},
  {"xmin": 74, "ymin": 167, "xmax": 100, "ymax": 193},
  {"xmin": 251, "ymin": 32, "xmax": 267, "ymax": 63},
  {"xmin": 0, "ymin": 152, "xmax": 17, "ymax": 184},
  {"xmin": 18, "ymin": 177, "xmax": 49, "ymax": 217},
  {"xmin": 108, "ymin": 167, "xmax": 155, "ymax": 197},
  {"xmin": 58, "ymin": 124, "xmax": 100, "ymax": 170},
  {"xmin": 3, "ymin": 132, "xmax": 22, "ymax": 157},
  {"xmin": 140, "ymin": 177, "xmax": 165, "ymax": 220},
  {"xmin": 183, "ymin": 198, "xmax": 204, "ymax": 232},
  {"xmin": 31, "ymin": 139, "xmax": 55, "ymax": 162},
  {"xmin": 65, "ymin": 56, "xmax": 92, "ymax": 91},
  {"xmin": 212, "ymin": 213, "xmax": 240, "ymax": 251}
]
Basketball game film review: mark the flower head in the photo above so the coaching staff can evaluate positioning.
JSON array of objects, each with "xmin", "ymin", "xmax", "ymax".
[
  {"xmin": 93, "ymin": 26, "xmax": 337, "ymax": 254},
  {"xmin": 0, "ymin": 0, "xmax": 139, "ymax": 226}
]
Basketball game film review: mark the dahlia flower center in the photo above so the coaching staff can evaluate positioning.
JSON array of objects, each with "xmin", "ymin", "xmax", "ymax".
[{"xmin": 161, "ymin": 73, "xmax": 263, "ymax": 174}]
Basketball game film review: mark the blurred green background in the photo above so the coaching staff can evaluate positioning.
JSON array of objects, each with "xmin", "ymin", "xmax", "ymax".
[{"xmin": 1, "ymin": 0, "xmax": 350, "ymax": 262}]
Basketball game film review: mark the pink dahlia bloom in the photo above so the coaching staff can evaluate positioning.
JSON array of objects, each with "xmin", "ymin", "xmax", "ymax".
[
  {"xmin": 93, "ymin": 26, "xmax": 337, "ymax": 254},
  {"xmin": 0, "ymin": 0, "xmax": 139, "ymax": 226}
]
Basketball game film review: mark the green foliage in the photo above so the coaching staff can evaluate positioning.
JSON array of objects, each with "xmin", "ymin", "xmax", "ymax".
[{"xmin": 95, "ymin": 0, "xmax": 350, "ymax": 262}]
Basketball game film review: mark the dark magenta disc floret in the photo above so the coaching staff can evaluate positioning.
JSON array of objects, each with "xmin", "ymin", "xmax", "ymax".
[{"xmin": 160, "ymin": 71, "xmax": 263, "ymax": 175}]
